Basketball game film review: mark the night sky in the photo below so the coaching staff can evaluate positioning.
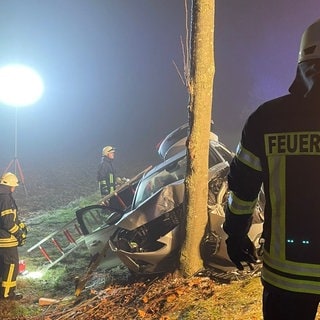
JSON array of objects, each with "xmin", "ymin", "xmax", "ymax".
[{"xmin": 0, "ymin": 1, "xmax": 319, "ymax": 182}]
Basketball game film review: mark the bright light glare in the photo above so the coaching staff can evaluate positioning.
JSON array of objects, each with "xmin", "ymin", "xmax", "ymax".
[
  {"xmin": 0, "ymin": 64, "xmax": 44, "ymax": 107},
  {"xmin": 24, "ymin": 270, "xmax": 44, "ymax": 279}
]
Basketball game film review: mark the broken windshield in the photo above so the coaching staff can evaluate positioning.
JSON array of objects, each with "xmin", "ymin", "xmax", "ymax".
[{"xmin": 133, "ymin": 154, "xmax": 186, "ymax": 208}]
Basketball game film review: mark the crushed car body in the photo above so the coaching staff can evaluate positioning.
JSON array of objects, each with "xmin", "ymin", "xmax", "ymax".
[{"xmin": 108, "ymin": 124, "xmax": 265, "ymax": 276}]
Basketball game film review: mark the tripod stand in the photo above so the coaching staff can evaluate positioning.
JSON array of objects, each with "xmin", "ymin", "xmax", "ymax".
[
  {"xmin": 4, "ymin": 158, "xmax": 27, "ymax": 195},
  {"xmin": 3, "ymin": 108, "xmax": 28, "ymax": 195}
]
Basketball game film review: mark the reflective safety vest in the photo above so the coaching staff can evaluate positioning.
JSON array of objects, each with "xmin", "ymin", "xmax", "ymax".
[{"xmin": 227, "ymin": 94, "xmax": 320, "ymax": 294}]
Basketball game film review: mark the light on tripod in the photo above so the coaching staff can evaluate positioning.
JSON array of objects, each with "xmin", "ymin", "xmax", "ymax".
[{"xmin": 0, "ymin": 64, "xmax": 44, "ymax": 195}]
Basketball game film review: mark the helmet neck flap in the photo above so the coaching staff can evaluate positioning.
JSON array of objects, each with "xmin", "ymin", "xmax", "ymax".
[{"xmin": 289, "ymin": 60, "xmax": 320, "ymax": 101}]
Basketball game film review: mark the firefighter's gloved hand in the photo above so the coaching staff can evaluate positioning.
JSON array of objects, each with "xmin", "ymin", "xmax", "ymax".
[
  {"xmin": 116, "ymin": 177, "xmax": 129, "ymax": 186},
  {"xmin": 14, "ymin": 229, "xmax": 27, "ymax": 247},
  {"xmin": 101, "ymin": 189, "xmax": 109, "ymax": 196},
  {"xmin": 17, "ymin": 233, "xmax": 27, "ymax": 247},
  {"xmin": 225, "ymin": 235, "xmax": 257, "ymax": 270},
  {"xmin": 19, "ymin": 222, "xmax": 28, "ymax": 235},
  {"xmin": 116, "ymin": 177, "xmax": 123, "ymax": 184}
]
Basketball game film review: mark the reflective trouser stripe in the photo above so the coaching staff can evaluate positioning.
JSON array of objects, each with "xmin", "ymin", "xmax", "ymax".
[{"xmin": 2, "ymin": 263, "xmax": 17, "ymax": 298}]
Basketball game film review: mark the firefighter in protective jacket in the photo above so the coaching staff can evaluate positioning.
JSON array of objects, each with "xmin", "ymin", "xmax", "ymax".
[
  {"xmin": 97, "ymin": 146, "xmax": 117, "ymax": 196},
  {"xmin": 223, "ymin": 19, "xmax": 320, "ymax": 319},
  {"xmin": 0, "ymin": 172, "xmax": 27, "ymax": 300}
]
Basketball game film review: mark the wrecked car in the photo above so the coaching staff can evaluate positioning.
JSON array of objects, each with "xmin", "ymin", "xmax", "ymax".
[
  {"xmin": 75, "ymin": 124, "xmax": 264, "ymax": 277},
  {"xmin": 108, "ymin": 127, "xmax": 265, "ymax": 276},
  {"xmin": 28, "ymin": 124, "xmax": 263, "ymax": 279}
]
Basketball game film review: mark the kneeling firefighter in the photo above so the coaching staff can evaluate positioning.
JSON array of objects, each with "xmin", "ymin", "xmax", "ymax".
[{"xmin": 0, "ymin": 172, "xmax": 27, "ymax": 300}]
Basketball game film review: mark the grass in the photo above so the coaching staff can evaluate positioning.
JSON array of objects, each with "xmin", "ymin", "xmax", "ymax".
[
  {"xmin": 8, "ymin": 190, "xmax": 320, "ymax": 320},
  {"xmin": 5, "ymin": 189, "xmax": 266, "ymax": 319},
  {"xmin": 153, "ymin": 275, "xmax": 263, "ymax": 320},
  {"xmin": 2, "ymin": 189, "xmax": 267, "ymax": 319},
  {"xmin": 204, "ymin": 277, "xmax": 263, "ymax": 320},
  {"xmin": 0, "ymin": 192, "xmax": 101, "ymax": 319}
]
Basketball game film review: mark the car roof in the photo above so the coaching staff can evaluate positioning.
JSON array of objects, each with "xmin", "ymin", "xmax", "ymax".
[
  {"xmin": 144, "ymin": 138, "xmax": 229, "ymax": 181},
  {"xmin": 143, "ymin": 149, "xmax": 186, "ymax": 179},
  {"xmin": 157, "ymin": 122, "xmax": 218, "ymax": 160}
]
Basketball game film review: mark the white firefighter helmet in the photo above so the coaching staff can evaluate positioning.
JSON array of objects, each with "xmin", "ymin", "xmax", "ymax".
[
  {"xmin": 0, "ymin": 172, "xmax": 19, "ymax": 187},
  {"xmin": 102, "ymin": 146, "xmax": 116, "ymax": 156},
  {"xmin": 298, "ymin": 19, "xmax": 320, "ymax": 63}
]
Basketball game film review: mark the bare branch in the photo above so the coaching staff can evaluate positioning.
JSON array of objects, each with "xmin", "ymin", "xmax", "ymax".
[
  {"xmin": 172, "ymin": 59, "xmax": 186, "ymax": 86},
  {"xmin": 184, "ymin": 0, "xmax": 190, "ymax": 84}
]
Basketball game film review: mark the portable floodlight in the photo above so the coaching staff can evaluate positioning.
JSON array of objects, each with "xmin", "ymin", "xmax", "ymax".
[{"xmin": 0, "ymin": 64, "xmax": 44, "ymax": 195}]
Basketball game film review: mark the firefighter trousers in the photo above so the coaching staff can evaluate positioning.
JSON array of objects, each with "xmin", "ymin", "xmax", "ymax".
[
  {"xmin": 263, "ymin": 286, "xmax": 320, "ymax": 320},
  {"xmin": 0, "ymin": 247, "xmax": 19, "ymax": 299}
]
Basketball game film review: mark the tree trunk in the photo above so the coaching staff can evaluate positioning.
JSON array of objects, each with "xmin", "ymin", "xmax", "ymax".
[{"xmin": 179, "ymin": 0, "xmax": 215, "ymax": 276}]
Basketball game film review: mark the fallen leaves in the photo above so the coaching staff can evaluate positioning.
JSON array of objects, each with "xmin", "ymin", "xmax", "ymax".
[{"xmin": 36, "ymin": 274, "xmax": 216, "ymax": 320}]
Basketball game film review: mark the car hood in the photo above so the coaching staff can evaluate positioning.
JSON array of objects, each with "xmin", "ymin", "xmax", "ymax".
[{"xmin": 115, "ymin": 181, "xmax": 185, "ymax": 230}]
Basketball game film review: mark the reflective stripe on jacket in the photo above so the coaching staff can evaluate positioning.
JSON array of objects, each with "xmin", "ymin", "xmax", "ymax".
[{"xmin": 0, "ymin": 187, "xmax": 20, "ymax": 248}]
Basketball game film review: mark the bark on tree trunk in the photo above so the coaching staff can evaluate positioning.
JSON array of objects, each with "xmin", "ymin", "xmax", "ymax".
[{"xmin": 179, "ymin": 0, "xmax": 215, "ymax": 276}]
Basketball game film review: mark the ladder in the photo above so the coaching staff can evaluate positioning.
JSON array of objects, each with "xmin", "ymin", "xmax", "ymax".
[
  {"xmin": 27, "ymin": 218, "xmax": 85, "ymax": 270},
  {"xmin": 27, "ymin": 165, "xmax": 152, "ymax": 270}
]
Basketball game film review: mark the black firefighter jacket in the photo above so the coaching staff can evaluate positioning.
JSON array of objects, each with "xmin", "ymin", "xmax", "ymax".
[
  {"xmin": 97, "ymin": 157, "xmax": 116, "ymax": 195},
  {"xmin": 0, "ymin": 185, "xmax": 21, "ymax": 248},
  {"xmin": 224, "ymin": 60, "xmax": 320, "ymax": 295}
]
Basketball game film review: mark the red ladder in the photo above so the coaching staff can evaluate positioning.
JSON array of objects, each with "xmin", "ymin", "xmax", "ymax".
[{"xmin": 27, "ymin": 218, "xmax": 85, "ymax": 270}]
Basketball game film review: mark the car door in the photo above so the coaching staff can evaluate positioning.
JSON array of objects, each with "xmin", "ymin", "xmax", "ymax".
[{"xmin": 76, "ymin": 205, "xmax": 123, "ymax": 269}]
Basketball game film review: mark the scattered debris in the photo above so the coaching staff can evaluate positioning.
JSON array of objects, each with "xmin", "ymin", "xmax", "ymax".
[
  {"xmin": 38, "ymin": 274, "xmax": 217, "ymax": 320},
  {"xmin": 38, "ymin": 297, "xmax": 60, "ymax": 306}
]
